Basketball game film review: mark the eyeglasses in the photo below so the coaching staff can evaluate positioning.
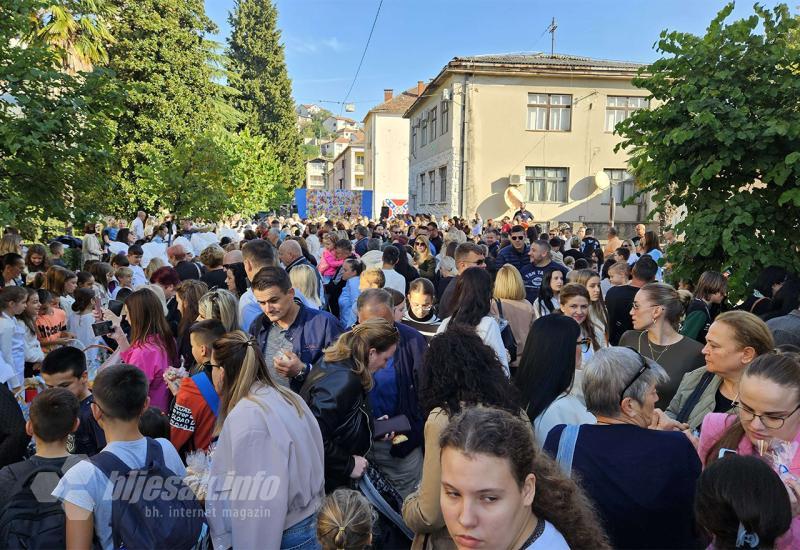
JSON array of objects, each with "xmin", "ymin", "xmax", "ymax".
[
  {"xmin": 732, "ymin": 398, "xmax": 800, "ymax": 430},
  {"xmin": 619, "ymin": 348, "xmax": 650, "ymax": 403},
  {"xmin": 631, "ymin": 302, "xmax": 658, "ymax": 311},
  {"xmin": 577, "ymin": 337, "xmax": 591, "ymax": 353},
  {"xmin": 410, "ymin": 303, "xmax": 433, "ymax": 312},
  {"xmin": 510, "ymin": 236, "xmax": 525, "ymax": 241},
  {"xmin": 415, "ymin": 242, "xmax": 427, "ymax": 248}
]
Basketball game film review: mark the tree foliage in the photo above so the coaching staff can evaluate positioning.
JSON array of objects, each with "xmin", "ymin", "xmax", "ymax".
[
  {"xmin": 0, "ymin": 0, "xmax": 120, "ymax": 237},
  {"xmin": 103, "ymin": 0, "xmax": 226, "ymax": 215},
  {"xmin": 228, "ymin": 0, "xmax": 304, "ymax": 190},
  {"xmin": 616, "ymin": 3, "xmax": 800, "ymax": 299},
  {"xmin": 139, "ymin": 127, "xmax": 288, "ymax": 221}
]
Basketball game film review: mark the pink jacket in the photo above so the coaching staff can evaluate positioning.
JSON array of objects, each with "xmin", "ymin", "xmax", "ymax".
[
  {"xmin": 699, "ymin": 413, "xmax": 800, "ymax": 549},
  {"xmin": 121, "ymin": 336, "xmax": 172, "ymax": 412},
  {"xmin": 318, "ymin": 249, "xmax": 343, "ymax": 278}
]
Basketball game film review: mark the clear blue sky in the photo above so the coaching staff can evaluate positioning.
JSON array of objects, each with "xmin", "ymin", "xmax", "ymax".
[{"xmin": 204, "ymin": 0, "xmax": 787, "ymax": 121}]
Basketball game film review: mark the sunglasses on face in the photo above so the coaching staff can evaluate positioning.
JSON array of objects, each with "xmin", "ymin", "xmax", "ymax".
[{"xmin": 510, "ymin": 236, "xmax": 525, "ymax": 241}]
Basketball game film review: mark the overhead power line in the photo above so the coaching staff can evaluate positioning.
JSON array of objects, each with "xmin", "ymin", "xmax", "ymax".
[{"xmin": 339, "ymin": 0, "xmax": 384, "ymax": 115}]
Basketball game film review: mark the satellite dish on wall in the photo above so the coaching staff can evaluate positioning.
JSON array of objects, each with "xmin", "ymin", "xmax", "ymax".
[
  {"xmin": 594, "ymin": 170, "xmax": 610, "ymax": 191},
  {"xmin": 504, "ymin": 186, "xmax": 524, "ymax": 209}
]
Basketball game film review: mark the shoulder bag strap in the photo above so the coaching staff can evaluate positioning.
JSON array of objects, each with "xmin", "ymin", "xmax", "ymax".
[
  {"xmin": 749, "ymin": 297, "xmax": 767, "ymax": 313},
  {"xmin": 555, "ymin": 424, "xmax": 580, "ymax": 478},
  {"xmin": 676, "ymin": 371, "xmax": 716, "ymax": 424},
  {"xmin": 191, "ymin": 372, "xmax": 219, "ymax": 417},
  {"xmin": 494, "ymin": 298, "xmax": 505, "ymax": 319}
]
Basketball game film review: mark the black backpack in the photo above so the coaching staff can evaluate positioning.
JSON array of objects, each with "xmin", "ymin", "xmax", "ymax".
[
  {"xmin": 89, "ymin": 438, "xmax": 206, "ymax": 550},
  {"xmin": 0, "ymin": 461, "xmax": 66, "ymax": 550}
]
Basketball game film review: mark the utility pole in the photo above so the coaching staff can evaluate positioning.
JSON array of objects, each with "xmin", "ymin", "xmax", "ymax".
[{"xmin": 548, "ymin": 17, "xmax": 557, "ymax": 57}]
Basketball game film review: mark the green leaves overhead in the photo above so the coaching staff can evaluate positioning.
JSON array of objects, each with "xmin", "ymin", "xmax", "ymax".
[{"xmin": 616, "ymin": 2, "xmax": 800, "ymax": 299}]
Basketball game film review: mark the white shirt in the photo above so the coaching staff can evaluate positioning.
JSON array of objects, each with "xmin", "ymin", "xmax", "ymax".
[
  {"xmin": 533, "ymin": 393, "xmax": 596, "ymax": 447},
  {"xmin": 52, "ymin": 438, "xmax": 186, "ymax": 550},
  {"xmin": 524, "ymin": 520, "xmax": 570, "ymax": 549},
  {"xmin": 306, "ymin": 234, "xmax": 322, "ymax": 260},
  {"xmin": 131, "ymin": 216, "xmax": 145, "ymax": 240},
  {"xmin": 0, "ymin": 312, "xmax": 24, "ymax": 388},
  {"xmin": 129, "ymin": 265, "xmax": 147, "ymax": 287},
  {"xmin": 438, "ymin": 315, "xmax": 510, "ymax": 376},
  {"xmin": 382, "ymin": 268, "xmax": 406, "ymax": 295}
]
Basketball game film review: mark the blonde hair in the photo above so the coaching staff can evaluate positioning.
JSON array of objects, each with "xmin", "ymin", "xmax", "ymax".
[
  {"xmin": 213, "ymin": 330, "xmax": 304, "ymax": 427},
  {"xmin": 289, "ymin": 264, "xmax": 321, "ymax": 308},
  {"xmin": 0, "ymin": 234, "xmax": 22, "ymax": 256},
  {"xmin": 493, "ymin": 265, "xmax": 525, "ymax": 301},
  {"xmin": 199, "ymin": 244, "xmax": 225, "ymax": 269},
  {"xmin": 115, "ymin": 266, "xmax": 133, "ymax": 280},
  {"xmin": 414, "ymin": 235, "xmax": 433, "ymax": 262},
  {"xmin": 323, "ymin": 319, "xmax": 399, "ymax": 391},
  {"xmin": 198, "ymin": 289, "xmax": 239, "ymax": 332},
  {"xmin": 714, "ymin": 311, "xmax": 774, "ymax": 356},
  {"xmin": 317, "ymin": 489, "xmax": 373, "ymax": 550},
  {"xmin": 359, "ymin": 268, "xmax": 385, "ymax": 291},
  {"xmin": 144, "ymin": 257, "xmax": 165, "ymax": 281}
]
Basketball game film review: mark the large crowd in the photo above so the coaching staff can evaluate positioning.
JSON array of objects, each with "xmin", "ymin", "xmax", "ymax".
[{"xmin": 0, "ymin": 205, "xmax": 799, "ymax": 549}]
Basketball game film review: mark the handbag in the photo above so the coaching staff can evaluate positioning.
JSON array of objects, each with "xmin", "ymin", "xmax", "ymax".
[
  {"xmin": 357, "ymin": 463, "xmax": 414, "ymax": 546},
  {"xmin": 494, "ymin": 299, "xmax": 518, "ymax": 364}
]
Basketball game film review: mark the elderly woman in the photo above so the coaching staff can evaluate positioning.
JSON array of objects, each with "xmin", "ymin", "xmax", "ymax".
[{"xmin": 543, "ymin": 347, "xmax": 701, "ymax": 550}]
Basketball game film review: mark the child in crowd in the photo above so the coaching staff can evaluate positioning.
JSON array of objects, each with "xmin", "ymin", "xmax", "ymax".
[
  {"xmin": 317, "ymin": 489, "xmax": 374, "ymax": 550},
  {"xmin": 601, "ymin": 261, "xmax": 631, "ymax": 298},
  {"xmin": 41, "ymin": 347, "xmax": 106, "ymax": 456},
  {"xmin": 35, "ymin": 289, "xmax": 72, "ymax": 353},
  {"xmin": 0, "ymin": 388, "xmax": 79, "ymax": 549},
  {"xmin": 17, "ymin": 288, "xmax": 44, "ymax": 378},
  {"xmin": 0, "ymin": 286, "xmax": 27, "ymax": 390},
  {"xmin": 52, "ymin": 364, "xmax": 188, "ymax": 548},
  {"xmin": 169, "ymin": 319, "xmax": 225, "ymax": 456},
  {"xmin": 51, "ymin": 269, "xmax": 78, "ymax": 313},
  {"xmin": 49, "ymin": 241, "xmax": 66, "ymax": 268},
  {"xmin": 318, "ymin": 233, "xmax": 344, "ymax": 282},
  {"xmin": 111, "ymin": 266, "xmax": 133, "ymax": 301},
  {"xmin": 76, "ymin": 271, "xmax": 95, "ymax": 290},
  {"xmin": 126, "ymin": 245, "xmax": 148, "ymax": 287},
  {"xmin": 139, "ymin": 407, "xmax": 170, "ymax": 439},
  {"xmin": 67, "ymin": 288, "xmax": 104, "ymax": 374}
]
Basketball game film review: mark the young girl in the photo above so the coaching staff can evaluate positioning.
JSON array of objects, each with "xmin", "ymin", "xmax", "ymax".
[
  {"xmin": 76, "ymin": 271, "xmax": 95, "ymax": 290},
  {"xmin": 0, "ymin": 286, "xmax": 28, "ymax": 390},
  {"xmin": 68, "ymin": 287, "xmax": 104, "ymax": 376},
  {"xmin": 17, "ymin": 288, "xmax": 44, "ymax": 378},
  {"xmin": 317, "ymin": 233, "xmax": 343, "ymax": 282},
  {"xmin": 35, "ymin": 289, "xmax": 71, "ymax": 353},
  {"xmin": 559, "ymin": 283, "xmax": 602, "ymax": 365},
  {"xmin": 24, "ymin": 244, "xmax": 50, "ymax": 278},
  {"xmin": 317, "ymin": 489, "xmax": 373, "ymax": 550},
  {"xmin": 534, "ymin": 270, "xmax": 563, "ymax": 318},
  {"xmin": 681, "ymin": 270, "xmax": 727, "ymax": 345},
  {"xmin": 571, "ymin": 269, "xmax": 609, "ymax": 346},
  {"xmin": 45, "ymin": 268, "xmax": 78, "ymax": 313}
]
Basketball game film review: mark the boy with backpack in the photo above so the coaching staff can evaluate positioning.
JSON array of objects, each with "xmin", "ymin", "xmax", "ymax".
[
  {"xmin": 0, "ymin": 388, "xmax": 80, "ymax": 548},
  {"xmin": 169, "ymin": 319, "xmax": 225, "ymax": 456},
  {"xmin": 41, "ymin": 346, "xmax": 106, "ymax": 456},
  {"xmin": 52, "ymin": 364, "xmax": 205, "ymax": 550}
]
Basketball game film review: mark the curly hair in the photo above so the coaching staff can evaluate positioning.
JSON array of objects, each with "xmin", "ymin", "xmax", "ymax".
[
  {"xmin": 440, "ymin": 406, "xmax": 610, "ymax": 550},
  {"xmin": 419, "ymin": 324, "xmax": 520, "ymax": 417}
]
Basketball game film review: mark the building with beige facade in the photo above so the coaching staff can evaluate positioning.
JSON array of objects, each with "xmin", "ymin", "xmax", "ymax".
[
  {"xmin": 327, "ymin": 144, "xmax": 365, "ymax": 191},
  {"xmin": 363, "ymin": 83, "xmax": 425, "ymax": 216},
  {"xmin": 404, "ymin": 53, "xmax": 651, "ymax": 229},
  {"xmin": 304, "ymin": 157, "xmax": 329, "ymax": 189}
]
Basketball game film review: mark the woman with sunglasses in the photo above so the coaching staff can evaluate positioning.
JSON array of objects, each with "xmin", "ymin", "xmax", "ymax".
[
  {"xmin": 516, "ymin": 315, "xmax": 596, "ymax": 447},
  {"xmin": 699, "ymin": 352, "xmax": 800, "ymax": 549},
  {"xmin": 413, "ymin": 235, "xmax": 436, "ymax": 281},
  {"xmin": 544, "ymin": 346, "xmax": 702, "ymax": 549}
]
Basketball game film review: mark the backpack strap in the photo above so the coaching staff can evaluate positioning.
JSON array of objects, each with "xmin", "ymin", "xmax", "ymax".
[
  {"xmin": 6, "ymin": 462, "xmax": 61, "ymax": 496},
  {"xmin": 191, "ymin": 372, "xmax": 219, "ymax": 417},
  {"xmin": 555, "ymin": 424, "xmax": 580, "ymax": 478},
  {"xmin": 89, "ymin": 449, "xmax": 132, "ymax": 480},
  {"xmin": 676, "ymin": 371, "xmax": 716, "ymax": 424}
]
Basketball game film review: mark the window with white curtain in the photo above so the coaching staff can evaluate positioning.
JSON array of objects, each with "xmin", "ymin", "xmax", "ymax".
[
  {"xmin": 605, "ymin": 96, "xmax": 650, "ymax": 132},
  {"xmin": 525, "ymin": 167, "xmax": 568, "ymax": 203},
  {"xmin": 526, "ymin": 94, "xmax": 572, "ymax": 131},
  {"xmin": 601, "ymin": 169, "xmax": 640, "ymax": 204}
]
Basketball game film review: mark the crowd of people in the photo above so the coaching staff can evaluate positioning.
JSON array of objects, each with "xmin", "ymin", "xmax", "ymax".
[{"xmin": 0, "ymin": 208, "xmax": 799, "ymax": 549}]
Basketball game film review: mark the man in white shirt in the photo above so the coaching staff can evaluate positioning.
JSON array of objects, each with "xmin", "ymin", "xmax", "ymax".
[
  {"xmin": 381, "ymin": 245, "xmax": 407, "ymax": 295},
  {"xmin": 130, "ymin": 211, "xmax": 146, "ymax": 241}
]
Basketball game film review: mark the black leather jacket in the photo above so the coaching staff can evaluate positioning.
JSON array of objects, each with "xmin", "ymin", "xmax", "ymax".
[{"xmin": 300, "ymin": 359, "xmax": 372, "ymax": 493}]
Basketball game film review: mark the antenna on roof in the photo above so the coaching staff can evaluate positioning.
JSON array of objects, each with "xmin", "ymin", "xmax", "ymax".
[{"xmin": 548, "ymin": 17, "xmax": 557, "ymax": 57}]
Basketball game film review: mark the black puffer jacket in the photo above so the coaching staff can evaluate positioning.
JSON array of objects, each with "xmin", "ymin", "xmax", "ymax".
[{"xmin": 300, "ymin": 359, "xmax": 372, "ymax": 493}]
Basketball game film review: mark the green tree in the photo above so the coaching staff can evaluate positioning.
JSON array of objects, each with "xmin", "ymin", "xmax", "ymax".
[
  {"xmin": 228, "ymin": 0, "xmax": 304, "ymax": 193},
  {"xmin": 140, "ymin": 127, "xmax": 287, "ymax": 220},
  {"xmin": 616, "ymin": 3, "xmax": 800, "ymax": 299},
  {"xmin": 103, "ymin": 0, "xmax": 226, "ymax": 215},
  {"xmin": 0, "ymin": 0, "xmax": 119, "ymax": 237}
]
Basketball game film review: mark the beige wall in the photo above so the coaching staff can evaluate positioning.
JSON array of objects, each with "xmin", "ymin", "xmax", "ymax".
[
  {"xmin": 407, "ymin": 71, "xmax": 649, "ymax": 224},
  {"xmin": 365, "ymin": 112, "xmax": 411, "ymax": 214},
  {"xmin": 330, "ymin": 145, "xmax": 364, "ymax": 191}
]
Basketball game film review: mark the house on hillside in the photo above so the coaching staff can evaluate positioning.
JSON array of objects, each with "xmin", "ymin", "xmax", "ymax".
[
  {"xmin": 323, "ymin": 115, "xmax": 359, "ymax": 134},
  {"xmin": 321, "ymin": 137, "xmax": 351, "ymax": 159},
  {"xmin": 363, "ymin": 82, "xmax": 425, "ymax": 217},
  {"xmin": 404, "ymin": 53, "xmax": 651, "ymax": 231},
  {"xmin": 297, "ymin": 104, "xmax": 322, "ymax": 118}
]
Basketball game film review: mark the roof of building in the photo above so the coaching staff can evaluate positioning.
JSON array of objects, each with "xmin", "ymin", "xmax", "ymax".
[
  {"xmin": 404, "ymin": 52, "xmax": 646, "ymax": 116},
  {"xmin": 305, "ymin": 156, "xmax": 328, "ymax": 164},
  {"xmin": 366, "ymin": 85, "xmax": 425, "ymax": 118},
  {"xmin": 326, "ymin": 115, "xmax": 358, "ymax": 124}
]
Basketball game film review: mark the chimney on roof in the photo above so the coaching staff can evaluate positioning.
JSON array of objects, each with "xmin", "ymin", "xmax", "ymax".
[
  {"xmin": 384, "ymin": 89, "xmax": 393, "ymax": 102},
  {"xmin": 417, "ymin": 80, "xmax": 424, "ymax": 97}
]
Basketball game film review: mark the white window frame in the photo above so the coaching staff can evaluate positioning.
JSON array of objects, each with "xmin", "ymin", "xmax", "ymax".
[
  {"xmin": 605, "ymin": 96, "xmax": 650, "ymax": 132},
  {"xmin": 601, "ymin": 168, "xmax": 641, "ymax": 204},
  {"xmin": 525, "ymin": 167, "xmax": 569, "ymax": 203}
]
